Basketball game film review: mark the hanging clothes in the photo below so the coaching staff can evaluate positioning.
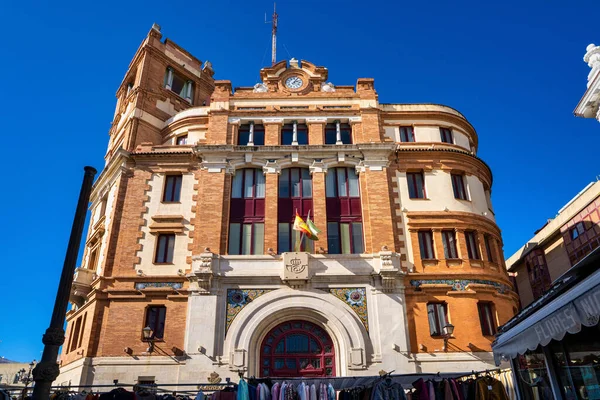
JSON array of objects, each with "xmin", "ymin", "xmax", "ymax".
[
  {"xmin": 238, "ymin": 379, "xmax": 250, "ymax": 400},
  {"xmin": 474, "ymin": 376, "xmax": 508, "ymax": 400},
  {"xmin": 371, "ymin": 378, "xmax": 407, "ymax": 400}
]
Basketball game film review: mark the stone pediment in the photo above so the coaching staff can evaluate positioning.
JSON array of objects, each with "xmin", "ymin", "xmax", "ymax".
[{"xmin": 258, "ymin": 59, "xmax": 330, "ymax": 94}]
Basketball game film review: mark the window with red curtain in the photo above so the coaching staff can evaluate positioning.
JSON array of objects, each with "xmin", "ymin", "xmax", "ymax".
[
  {"xmin": 229, "ymin": 169, "xmax": 265, "ymax": 255},
  {"xmin": 419, "ymin": 230, "xmax": 435, "ymax": 259},
  {"xmin": 278, "ymin": 168, "xmax": 313, "ymax": 253},
  {"xmin": 407, "ymin": 172, "xmax": 426, "ymax": 199},
  {"xmin": 464, "ymin": 231, "xmax": 480, "ymax": 260},
  {"xmin": 442, "ymin": 230, "xmax": 458, "ymax": 259},
  {"xmin": 477, "ymin": 302, "xmax": 496, "ymax": 336},
  {"xmin": 325, "ymin": 167, "xmax": 363, "ymax": 254},
  {"xmin": 440, "ymin": 127, "xmax": 453, "ymax": 143},
  {"xmin": 451, "ymin": 173, "xmax": 468, "ymax": 200}
]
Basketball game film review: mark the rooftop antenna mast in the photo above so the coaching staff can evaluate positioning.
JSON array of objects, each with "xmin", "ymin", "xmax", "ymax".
[{"xmin": 265, "ymin": 3, "xmax": 278, "ymax": 65}]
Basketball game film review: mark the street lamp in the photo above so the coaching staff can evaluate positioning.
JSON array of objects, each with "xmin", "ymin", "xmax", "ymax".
[
  {"xmin": 442, "ymin": 324, "xmax": 455, "ymax": 352},
  {"xmin": 142, "ymin": 326, "xmax": 155, "ymax": 353},
  {"xmin": 19, "ymin": 360, "xmax": 36, "ymax": 399}
]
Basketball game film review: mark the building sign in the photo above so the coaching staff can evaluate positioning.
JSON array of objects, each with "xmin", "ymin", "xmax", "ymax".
[
  {"xmin": 283, "ymin": 252, "xmax": 309, "ymax": 280},
  {"xmin": 494, "ymin": 276, "xmax": 600, "ymax": 364}
]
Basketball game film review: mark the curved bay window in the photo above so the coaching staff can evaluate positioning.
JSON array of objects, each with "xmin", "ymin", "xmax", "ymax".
[
  {"xmin": 229, "ymin": 169, "xmax": 265, "ymax": 255},
  {"xmin": 260, "ymin": 320, "xmax": 335, "ymax": 378},
  {"xmin": 282, "ymin": 122, "xmax": 308, "ymax": 145},
  {"xmin": 326, "ymin": 167, "xmax": 364, "ymax": 254},
  {"xmin": 238, "ymin": 122, "xmax": 265, "ymax": 146},
  {"xmin": 278, "ymin": 168, "xmax": 313, "ymax": 253},
  {"xmin": 325, "ymin": 121, "xmax": 352, "ymax": 144}
]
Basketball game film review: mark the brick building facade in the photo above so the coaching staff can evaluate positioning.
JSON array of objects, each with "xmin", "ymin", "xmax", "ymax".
[{"xmin": 56, "ymin": 25, "xmax": 518, "ymax": 387}]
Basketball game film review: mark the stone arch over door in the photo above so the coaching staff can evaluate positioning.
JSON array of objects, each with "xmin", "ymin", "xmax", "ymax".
[{"xmin": 223, "ymin": 288, "xmax": 371, "ymax": 376}]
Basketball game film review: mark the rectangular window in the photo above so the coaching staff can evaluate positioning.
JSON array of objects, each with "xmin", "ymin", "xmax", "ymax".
[
  {"xmin": 145, "ymin": 306, "xmax": 166, "ymax": 339},
  {"xmin": 229, "ymin": 223, "xmax": 264, "ymax": 255},
  {"xmin": 176, "ymin": 135, "xmax": 188, "ymax": 145},
  {"xmin": 326, "ymin": 222, "xmax": 364, "ymax": 254},
  {"xmin": 78, "ymin": 312, "xmax": 87, "ymax": 348},
  {"xmin": 281, "ymin": 123, "xmax": 308, "ymax": 145},
  {"xmin": 427, "ymin": 303, "xmax": 448, "ymax": 336},
  {"xmin": 163, "ymin": 175, "xmax": 182, "ymax": 202},
  {"xmin": 232, "ymin": 169, "xmax": 266, "ymax": 198},
  {"xmin": 484, "ymin": 235, "xmax": 494, "ymax": 263},
  {"xmin": 465, "ymin": 231, "xmax": 480, "ymax": 260},
  {"xmin": 277, "ymin": 225, "xmax": 314, "ymax": 253},
  {"xmin": 418, "ymin": 230, "xmax": 435, "ymax": 259},
  {"xmin": 155, "ymin": 234, "xmax": 175, "ymax": 263},
  {"xmin": 451, "ymin": 173, "xmax": 468, "ymax": 200},
  {"xmin": 69, "ymin": 317, "xmax": 82, "ymax": 352},
  {"xmin": 164, "ymin": 67, "xmax": 193, "ymax": 103},
  {"xmin": 88, "ymin": 247, "xmax": 99, "ymax": 270},
  {"xmin": 440, "ymin": 128, "xmax": 453, "ymax": 143},
  {"xmin": 442, "ymin": 230, "xmax": 458, "ymax": 259},
  {"xmin": 399, "ymin": 126, "xmax": 415, "ymax": 142},
  {"xmin": 478, "ymin": 302, "xmax": 496, "ymax": 336},
  {"xmin": 325, "ymin": 123, "xmax": 352, "ymax": 144},
  {"xmin": 407, "ymin": 172, "xmax": 426, "ymax": 199}
]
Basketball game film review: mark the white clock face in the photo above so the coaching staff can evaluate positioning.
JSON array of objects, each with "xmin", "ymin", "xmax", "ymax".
[{"xmin": 285, "ymin": 76, "xmax": 303, "ymax": 89}]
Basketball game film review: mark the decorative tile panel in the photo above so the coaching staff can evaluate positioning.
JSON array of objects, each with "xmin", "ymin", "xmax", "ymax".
[
  {"xmin": 226, "ymin": 289, "xmax": 274, "ymax": 332},
  {"xmin": 409, "ymin": 279, "xmax": 511, "ymax": 294},
  {"xmin": 135, "ymin": 282, "xmax": 183, "ymax": 290},
  {"xmin": 329, "ymin": 288, "xmax": 369, "ymax": 332}
]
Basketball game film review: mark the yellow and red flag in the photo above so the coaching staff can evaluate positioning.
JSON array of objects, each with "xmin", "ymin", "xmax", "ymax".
[{"xmin": 292, "ymin": 212, "xmax": 311, "ymax": 236}]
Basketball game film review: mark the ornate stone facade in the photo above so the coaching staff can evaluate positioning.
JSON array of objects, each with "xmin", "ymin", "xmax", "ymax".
[{"xmin": 56, "ymin": 25, "xmax": 518, "ymax": 388}]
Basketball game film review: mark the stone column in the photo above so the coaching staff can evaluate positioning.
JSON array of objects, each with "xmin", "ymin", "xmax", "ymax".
[{"xmin": 264, "ymin": 172, "xmax": 279, "ymax": 254}]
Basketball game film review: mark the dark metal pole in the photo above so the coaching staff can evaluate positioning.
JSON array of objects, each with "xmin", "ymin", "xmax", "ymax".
[{"xmin": 32, "ymin": 166, "xmax": 97, "ymax": 400}]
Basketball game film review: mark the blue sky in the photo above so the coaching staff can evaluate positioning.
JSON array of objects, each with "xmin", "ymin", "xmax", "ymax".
[{"xmin": 0, "ymin": 0, "xmax": 598, "ymax": 362}]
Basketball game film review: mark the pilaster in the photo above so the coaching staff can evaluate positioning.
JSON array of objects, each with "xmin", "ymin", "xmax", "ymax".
[
  {"xmin": 311, "ymin": 171, "xmax": 328, "ymax": 253},
  {"xmin": 264, "ymin": 118, "xmax": 283, "ymax": 146},
  {"xmin": 307, "ymin": 118, "xmax": 326, "ymax": 145},
  {"xmin": 264, "ymin": 173, "xmax": 279, "ymax": 254},
  {"xmin": 432, "ymin": 228, "xmax": 444, "ymax": 261},
  {"xmin": 455, "ymin": 229, "xmax": 468, "ymax": 262}
]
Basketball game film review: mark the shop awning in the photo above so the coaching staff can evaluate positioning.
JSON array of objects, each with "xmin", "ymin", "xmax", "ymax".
[{"xmin": 493, "ymin": 267, "xmax": 600, "ymax": 365}]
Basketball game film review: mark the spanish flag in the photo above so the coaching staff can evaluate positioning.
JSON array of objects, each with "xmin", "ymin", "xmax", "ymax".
[{"xmin": 293, "ymin": 212, "xmax": 311, "ymax": 236}]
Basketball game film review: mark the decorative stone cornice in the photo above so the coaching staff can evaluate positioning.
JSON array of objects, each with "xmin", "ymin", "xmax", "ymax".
[
  {"xmin": 262, "ymin": 117, "xmax": 284, "ymax": 124},
  {"xmin": 378, "ymin": 250, "xmax": 404, "ymax": 293},
  {"xmin": 189, "ymin": 251, "xmax": 217, "ymax": 294}
]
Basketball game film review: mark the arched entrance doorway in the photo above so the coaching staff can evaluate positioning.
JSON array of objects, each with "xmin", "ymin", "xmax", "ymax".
[{"xmin": 260, "ymin": 320, "xmax": 336, "ymax": 378}]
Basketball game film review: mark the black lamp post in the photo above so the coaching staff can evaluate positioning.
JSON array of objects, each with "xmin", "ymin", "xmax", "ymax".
[
  {"xmin": 442, "ymin": 323, "xmax": 455, "ymax": 352},
  {"xmin": 32, "ymin": 166, "xmax": 97, "ymax": 400},
  {"xmin": 142, "ymin": 326, "xmax": 155, "ymax": 353}
]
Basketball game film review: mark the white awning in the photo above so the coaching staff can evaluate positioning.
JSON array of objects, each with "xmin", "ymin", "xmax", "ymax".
[{"xmin": 493, "ymin": 268, "xmax": 600, "ymax": 365}]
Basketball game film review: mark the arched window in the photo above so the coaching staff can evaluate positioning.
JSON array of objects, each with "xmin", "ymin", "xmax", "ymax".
[
  {"xmin": 325, "ymin": 167, "xmax": 363, "ymax": 254},
  {"xmin": 260, "ymin": 320, "xmax": 335, "ymax": 377},
  {"xmin": 278, "ymin": 168, "xmax": 313, "ymax": 253},
  {"xmin": 238, "ymin": 122, "xmax": 265, "ymax": 146},
  {"xmin": 229, "ymin": 169, "xmax": 265, "ymax": 255}
]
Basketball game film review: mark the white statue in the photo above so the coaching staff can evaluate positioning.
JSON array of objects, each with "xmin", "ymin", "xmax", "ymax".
[
  {"xmin": 253, "ymin": 82, "xmax": 268, "ymax": 93},
  {"xmin": 321, "ymin": 82, "xmax": 335, "ymax": 92}
]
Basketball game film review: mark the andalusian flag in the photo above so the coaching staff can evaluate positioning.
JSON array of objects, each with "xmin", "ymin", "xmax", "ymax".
[
  {"xmin": 306, "ymin": 216, "xmax": 321, "ymax": 241},
  {"xmin": 292, "ymin": 211, "xmax": 320, "ymax": 241}
]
